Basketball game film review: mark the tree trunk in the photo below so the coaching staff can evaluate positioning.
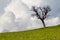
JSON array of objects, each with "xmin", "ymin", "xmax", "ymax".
[{"xmin": 41, "ymin": 20, "xmax": 46, "ymax": 28}]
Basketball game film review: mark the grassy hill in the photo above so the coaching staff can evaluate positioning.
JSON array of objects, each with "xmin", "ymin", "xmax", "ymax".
[{"xmin": 0, "ymin": 25, "xmax": 60, "ymax": 40}]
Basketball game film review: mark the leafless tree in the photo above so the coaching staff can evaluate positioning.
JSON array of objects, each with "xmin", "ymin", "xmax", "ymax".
[{"xmin": 31, "ymin": 6, "xmax": 51, "ymax": 27}]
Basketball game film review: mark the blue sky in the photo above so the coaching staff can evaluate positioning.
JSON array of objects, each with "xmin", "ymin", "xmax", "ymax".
[{"xmin": 0, "ymin": 0, "xmax": 60, "ymax": 32}]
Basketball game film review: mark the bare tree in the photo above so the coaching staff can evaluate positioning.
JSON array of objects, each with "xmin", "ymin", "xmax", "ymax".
[{"xmin": 31, "ymin": 6, "xmax": 51, "ymax": 27}]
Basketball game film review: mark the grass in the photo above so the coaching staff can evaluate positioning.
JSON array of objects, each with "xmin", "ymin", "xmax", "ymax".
[{"xmin": 0, "ymin": 25, "xmax": 60, "ymax": 40}]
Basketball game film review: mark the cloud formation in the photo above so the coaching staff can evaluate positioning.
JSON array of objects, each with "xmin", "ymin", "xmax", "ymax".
[
  {"xmin": 0, "ymin": 0, "xmax": 33, "ymax": 32},
  {"xmin": 0, "ymin": 0, "xmax": 60, "ymax": 32},
  {"xmin": 0, "ymin": 0, "xmax": 11, "ymax": 16}
]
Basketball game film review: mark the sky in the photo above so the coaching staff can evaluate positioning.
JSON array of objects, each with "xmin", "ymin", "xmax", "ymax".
[{"xmin": 0, "ymin": 0, "xmax": 60, "ymax": 32}]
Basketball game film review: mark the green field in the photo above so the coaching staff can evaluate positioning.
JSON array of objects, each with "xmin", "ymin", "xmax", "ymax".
[{"xmin": 0, "ymin": 25, "xmax": 60, "ymax": 40}]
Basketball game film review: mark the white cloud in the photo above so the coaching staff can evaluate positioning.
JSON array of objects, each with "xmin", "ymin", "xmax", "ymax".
[
  {"xmin": 5, "ymin": 0, "xmax": 28, "ymax": 18},
  {"xmin": 45, "ymin": 17, "xmax": 60, "ymax": 26},
  {"xmin": 0, "ymin": 0, "xmax": 60, "ymax": 33},
  {"xmin": 22, "ymin": 0, "xmax": 42, "ymax": 8},
  {"xmin": 0, "ymin": 0, "xmax": 32, "ymax": 32},
  {"xmin": 0, "ymin": 11, "xmax": 16, "ymax": 32}
]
